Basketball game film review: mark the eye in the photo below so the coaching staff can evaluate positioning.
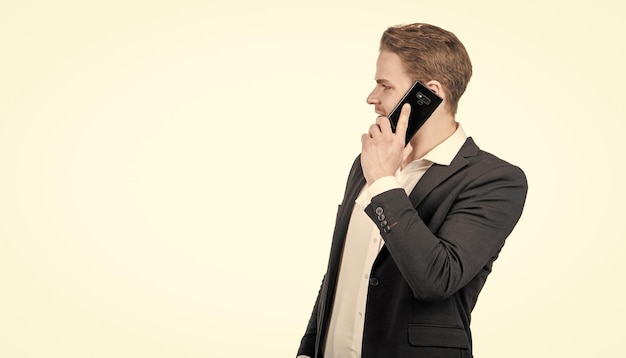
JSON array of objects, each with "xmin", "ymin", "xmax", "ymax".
[{"xmin": 381, "ymin": 84, "xmax": 391, "ymax": 91}]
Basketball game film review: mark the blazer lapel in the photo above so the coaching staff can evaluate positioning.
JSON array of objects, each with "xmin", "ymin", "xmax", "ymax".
[
  {"xmin": 408, "ymin": 137, "xmax": 479, "ymax": 208},
  {"xmin": 343, "ymin": 160, "xmax": 367, "ymax": 209},
  {"xmin": 318, "ymin": 156, "xmax": 367, "ymax": 355},
  {"xmin": 331, "ymin": 156, "xmax": 366, "ymax": 257}
]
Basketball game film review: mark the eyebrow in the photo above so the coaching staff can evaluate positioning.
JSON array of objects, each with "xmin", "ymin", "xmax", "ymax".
[{"xmin": 376, "ymin": 79, "xmax": 392, "ymax": 85}]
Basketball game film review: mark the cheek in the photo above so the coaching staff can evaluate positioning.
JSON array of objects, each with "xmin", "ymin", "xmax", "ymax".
[{"xmin": 383, "ymin": 96, "xmax": 398, "ymax": 114}]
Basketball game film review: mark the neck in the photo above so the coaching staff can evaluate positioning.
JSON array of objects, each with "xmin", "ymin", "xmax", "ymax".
[{"xmin": 402, "ymin": 112, "xmax": 457, "ymax": 167}]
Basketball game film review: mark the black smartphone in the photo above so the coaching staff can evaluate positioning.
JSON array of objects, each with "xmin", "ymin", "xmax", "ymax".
[{"xmin": 387, "ymin": 81, "xmax": 443, "ymax": 144}]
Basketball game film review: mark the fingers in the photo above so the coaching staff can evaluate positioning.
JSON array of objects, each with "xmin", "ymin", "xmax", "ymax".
[
  {"xmin": 365, "ymin": 107, "xmax": 409, "ymax": 142},
  {"xmin": 395, "ymin": 103, "xmax": 411, "ymax": 139},
  {"xmin": 361, "ymin": 133, "xmax": 370, "ymax": 145},
  {"xmin": 367, "ymin": 122, "xmax": 381, "ymax": 138},
  {"xmin": 402, "ymin": 142, "xmax": 413, "ymax": 163},
  {"xmin": 376, "ymin": 115, "xmax": 393, "ymax": 135}
]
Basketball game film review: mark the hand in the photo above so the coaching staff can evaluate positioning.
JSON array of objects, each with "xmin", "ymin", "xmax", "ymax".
[{"xmin": 361, "ymin": 103, "xmax": 412, "ymax": 185}]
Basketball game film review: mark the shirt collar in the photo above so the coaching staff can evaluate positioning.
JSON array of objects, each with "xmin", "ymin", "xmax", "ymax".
[{"xmin": 421, "ymin": 123, "xmax": 468, "ymax": 166}]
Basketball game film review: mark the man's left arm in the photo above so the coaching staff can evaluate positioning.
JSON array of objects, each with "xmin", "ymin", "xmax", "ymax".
[
  {"xmin": 364, "ymin": 163, "xmax": 527, "ymax": 301},
  {"xmin": 360, "ymin": 103, "xmax": 527, "ymax": 301}
]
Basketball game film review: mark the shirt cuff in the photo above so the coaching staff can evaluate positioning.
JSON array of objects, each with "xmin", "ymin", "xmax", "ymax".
[{"xmin": 355, "ymin": 176, "xmax": 401, "ymax": 208}]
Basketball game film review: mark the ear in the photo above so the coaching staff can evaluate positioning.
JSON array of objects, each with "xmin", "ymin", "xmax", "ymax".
[
  {"xmin": 425, "ymin": 80, "xmax": 453, "ymax": 116},
  {"xmin": 424, "ymin": 80, "xmax": 444, "ymax": 99}
]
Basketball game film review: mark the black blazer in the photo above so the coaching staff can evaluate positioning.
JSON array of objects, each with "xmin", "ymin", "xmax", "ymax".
[{"xmin": 298, "ymin": 138, "xmax": 528, "ymax": 358}]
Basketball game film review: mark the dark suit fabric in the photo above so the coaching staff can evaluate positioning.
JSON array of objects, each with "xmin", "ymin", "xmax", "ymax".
[{"xmin": 298, "ymin": 138, "xmax": 528, "ymax": 358}]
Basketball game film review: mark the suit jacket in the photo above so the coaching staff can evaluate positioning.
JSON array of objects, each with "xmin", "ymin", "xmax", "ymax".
[{"xmin": 298, "ymin": 137, "xmax": 528, "ymax": 358}]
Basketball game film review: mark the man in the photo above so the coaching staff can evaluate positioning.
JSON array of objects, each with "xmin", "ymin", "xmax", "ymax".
[{"xmin": 297, "ymin": 23, "xmax": 527, "ymax": 358}]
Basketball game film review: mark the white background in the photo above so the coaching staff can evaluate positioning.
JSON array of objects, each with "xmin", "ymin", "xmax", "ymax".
[{"xmin": 1, "ymin": 1, "xmax": 624, "ymax": 357}]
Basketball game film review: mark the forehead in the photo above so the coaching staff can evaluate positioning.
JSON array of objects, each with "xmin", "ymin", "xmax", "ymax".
[{"xmin": 375, "ymin": 51, "xmax": 410, "ymax": 82}]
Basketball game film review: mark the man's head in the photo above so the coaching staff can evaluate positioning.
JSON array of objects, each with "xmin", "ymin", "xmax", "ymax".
[{"xmin": 370, "ymin": 23, "xmax": 472, "ymax": 116}]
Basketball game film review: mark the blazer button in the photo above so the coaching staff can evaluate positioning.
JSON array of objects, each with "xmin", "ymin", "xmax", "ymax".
[
  {"xmin": 369, "ymin": 277, "xmax": 379, "ymax": 287},
  {"xmin": 375, "ymin": 207, "xmax": 384, "ymax": 215},
  {"xmin": 382, "ymin": 226, "xmax": 391, "ymax": 233}
]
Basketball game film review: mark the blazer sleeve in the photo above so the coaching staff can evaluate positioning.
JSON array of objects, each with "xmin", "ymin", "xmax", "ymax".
[{"xmin": 365, "ymin": 162, "xmax": 528, "ymax": 302}]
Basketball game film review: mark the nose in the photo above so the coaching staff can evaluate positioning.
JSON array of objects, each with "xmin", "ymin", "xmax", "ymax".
[{"xmin": 366, "ymin": 87, "xmax": 380, "ymax": 105}]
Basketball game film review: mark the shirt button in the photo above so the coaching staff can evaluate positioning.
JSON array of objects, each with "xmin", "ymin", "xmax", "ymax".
[{"xmin": 373, "ymin": 237, "xmax": 379, "ymax": 243}]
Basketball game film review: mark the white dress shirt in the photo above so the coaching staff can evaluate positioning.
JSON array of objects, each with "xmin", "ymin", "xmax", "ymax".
[{"xmin": 323, "ymin": 125, "xmax": 468, "ymax": 358}]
